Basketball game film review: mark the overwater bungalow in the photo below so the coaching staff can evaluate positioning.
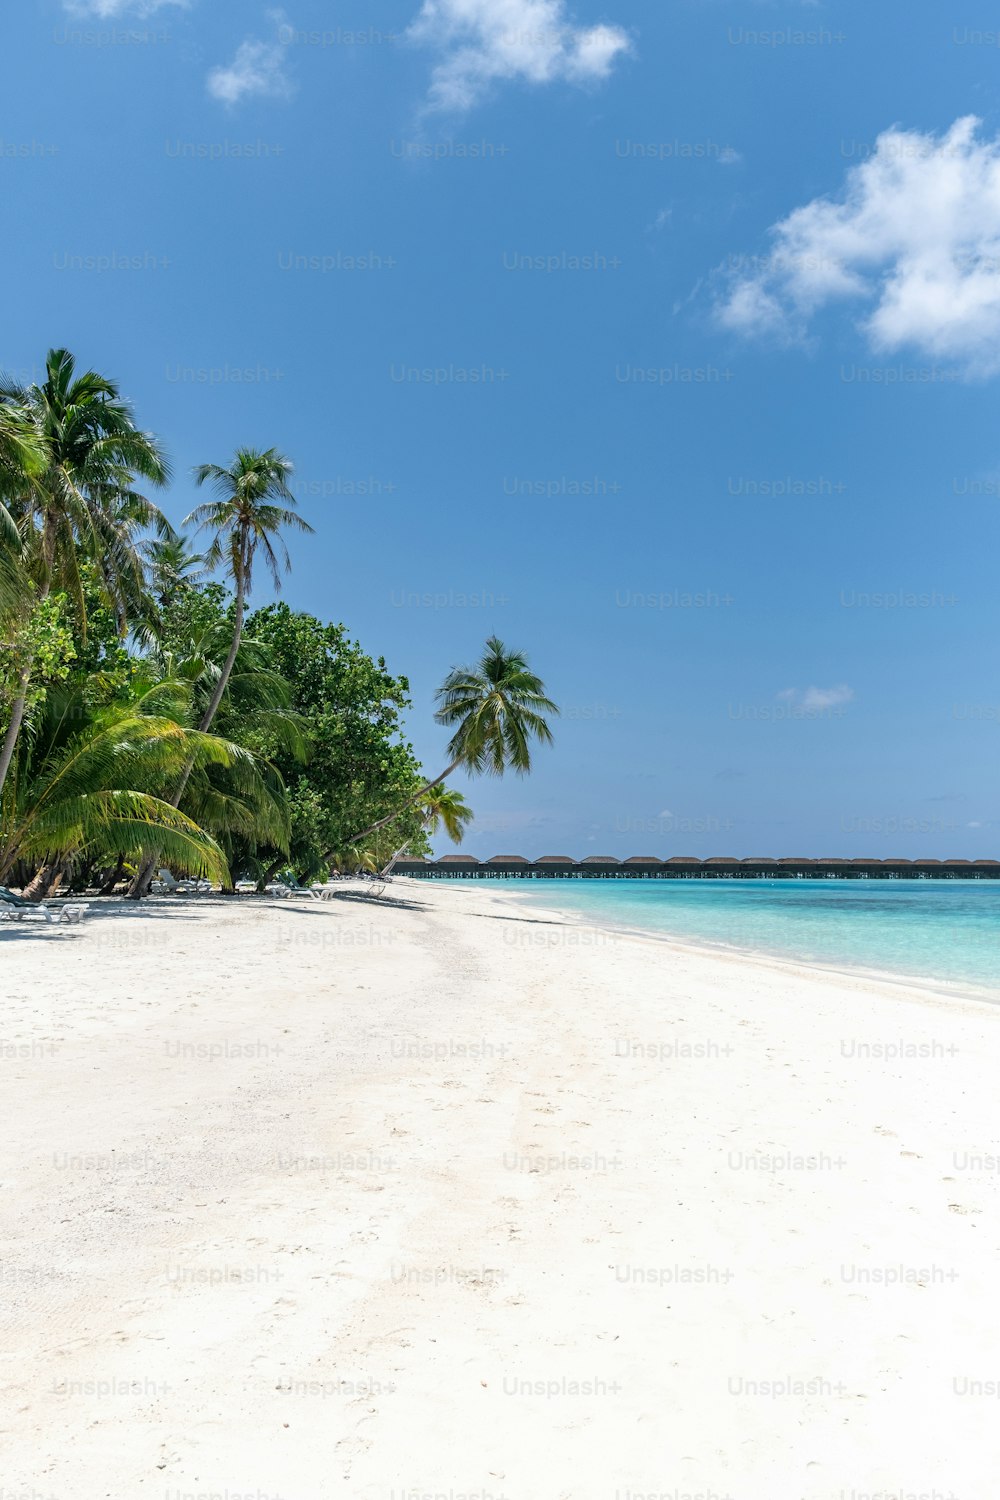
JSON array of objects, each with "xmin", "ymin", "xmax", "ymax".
[
  {"xmin": 391, "ymin": 854, "xmax": 1000, "ymax": 880},
  {"xmin": 434, "ymin": 855, "xmax": 482, "ymax": 878},
  {"xmin": 486, "ymin": 855, "xmax": 533, "ymax": 877},
  {"xmin": 533, "ymin": 856, "xmax": 577, "ymax": 878}
]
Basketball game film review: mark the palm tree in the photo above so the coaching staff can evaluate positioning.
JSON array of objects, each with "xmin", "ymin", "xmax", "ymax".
[
  {"xmin": 0, "ymin": 679, "xmax": 239, "ymax": 892},
  {"xmin": 345, "ymin": 636, "xmax": 557, "ymax": 846},
  {"xmin": 186, "ymin": 449, "xmax": 312, "ymax": 734},
  {"xmin": 143, "ymin": 533, "xmax": 210, "ymax": 606},
  {"xmin": 0, "ymin": 407, "xmax": 47, "ymax": 678},
  {"xmin": 127, "ymin": 448, "xmax": 312, "ymax": 897},
  {"xmin": 0, "ymin": 349, "xmax": 169, "ymax": 797},
  {"xmin": 0, "ymin": 402, "xmax": 46, "ymax": 501},
  {"xmin": 380, "ymin": 784, "xmax": 473, "ymax": 877}
]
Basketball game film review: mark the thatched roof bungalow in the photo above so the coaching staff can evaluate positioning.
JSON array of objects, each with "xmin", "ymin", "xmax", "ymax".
[
  {"xmin": 486, "ymin": 855, "xmax": 533, "ymax": 877},
  {"xmin": 533, "ymin": 855, "xmax": 576, "ymax": 877}
]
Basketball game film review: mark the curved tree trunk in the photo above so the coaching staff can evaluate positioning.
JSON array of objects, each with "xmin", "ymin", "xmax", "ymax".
[
  {"xmin": 22, "ymin": 862, "xmax": 57, "ymax": 902},
  {"xmin": 379, "ymin": 810, "xmax": 433, "ymax": 879},
  {"xmin": 98, "ymin": 854, "xmax": 127, "ymax": 896},
  {"xmin": 333, "ymin": 757, "xmax": 463, "ymax": 860},
  {"xmin": 0, "ymin": 565, "xmax": 53, "ymax": 800},
  {"xmin": 0, "ymin": 682, "xmax": 29, "ymax": 799},
  {"xmin": 256, "ymin": 854, "xmax": 286, "ymax": 893}
]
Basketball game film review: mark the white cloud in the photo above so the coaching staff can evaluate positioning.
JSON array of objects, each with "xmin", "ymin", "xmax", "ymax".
[
  {"xmin": 207, "ymin": 15, "xmax": 293, "ymax": 106},
  {"xmin": 778, "ymin": 685, "xmax": 854, "ymax": 711},
  {"xmin": 63, "ymin": 0, "xmax": 186, "ymax": 15},
  {"xmin": 406, "ymin": 0, "xmax": 631, "ymax": 113},
  {"xmin": 718, "ymin": 116, "xmax": 1000, "ymax": 376}
]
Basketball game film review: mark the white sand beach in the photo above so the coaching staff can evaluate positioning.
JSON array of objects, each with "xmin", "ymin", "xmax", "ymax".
[{"xmin": 3, "ymin": 879, "xmax": 1000, "ymax": 1498}]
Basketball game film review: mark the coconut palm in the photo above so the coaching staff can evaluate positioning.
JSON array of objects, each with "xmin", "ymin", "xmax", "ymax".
[
  {"xmin": 0, "ymin": 679, "xmax": 240, "ymax": 891},
  {"xmin": 346, "ymin": 636, "xmax": 557, "ymax": 846},
  {"xmin": 184, "ymin": 449, "xmax": 312, "ymax": 734},
  {"xmin": 379, "ymin": 784, "xmax": 473, "ymax": 878},
  {"xmin": 0, "ymin": 349, "xmax": 169, "ymax": 797},
  {"xmin": 0, "ymin": 408, "xmax": 45, "ymax": 648},
  {"xmin": 0, "ymin": 402, "xmax": 46, "ymax": 501},
  {"xmin": 127, "ymin": 448, "xmax": 312, "ymax": 897},
  {"xmin": 143, "ymin": 533, "xmax": 210, "ymax": 606}
]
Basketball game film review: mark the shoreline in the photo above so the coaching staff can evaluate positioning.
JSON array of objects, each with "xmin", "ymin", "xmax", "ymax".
[
  {"xmin": 473, "ymin": 877, "xmax": 1000, "ymax": 1011},
  {"xmin": 445, "ymin": 877, "xmax": 1000, "ymax": 1014},
  {"xmin": 4, "ymin": 881, "xmax": 1000, "ymax": 1495}
]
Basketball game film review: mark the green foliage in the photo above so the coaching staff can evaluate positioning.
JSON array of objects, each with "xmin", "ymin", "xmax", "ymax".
[
  {"xmin": 0, "ymin": 680, "xmax": 233, "ymax": 884},
  {"xmin": 435, "ymin": 635, "xmax": 558, "ymax": 776},
  {"xmin": 0, "ymin": 350, "xmax": 558, "ymax": 896},
  {"xmin": 0, "ymin": 590, "xmax": 76, "ymax": 709},
  {"xmin": 245, "ymin": 602, "xmax": 429, "ymax": 874}
]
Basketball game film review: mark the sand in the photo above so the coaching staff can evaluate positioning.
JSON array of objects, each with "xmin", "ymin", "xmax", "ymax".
[{"xmin": 2, "ymin": 878, "xmax": 999, "ymax": 1499}]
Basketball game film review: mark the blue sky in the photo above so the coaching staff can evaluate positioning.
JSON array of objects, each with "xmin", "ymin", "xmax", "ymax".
[{"xmin": 4, "ymin": 0, "xmax": 1000, "ymax": 859}]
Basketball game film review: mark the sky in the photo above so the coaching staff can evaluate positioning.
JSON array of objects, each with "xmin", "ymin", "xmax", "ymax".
[{"xmin": 4, "ymin": 0, "xmax": 1000, "ymax": 860}]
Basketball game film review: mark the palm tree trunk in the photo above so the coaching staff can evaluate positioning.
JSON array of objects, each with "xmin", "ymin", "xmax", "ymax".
[
  {"xmin": 197, "ymin": 583, "xmax": 246, "ymax": 735},
  {"xmin": 335, "ymin": 757, "xmax": 463, "ymax": 858},
  {"xmin": 0, "ymin": 678, "xmax": 30, "ymax": 799},
  {"xmin": 22, "ymin": 862, "xmax": 57, "ymax": 901},
  {"xmin": 256, "ymin": 854, "xmax": 286, "ymax": 892},
  {"xmin": 0, "ymin": 568, "xmax": 53, "ymax": 800},
  {"xmin": 99, "ymin": 854, "xmax": 127, "ymax": 896},
  {"xmin": 127, "ymin": 567, "xmax": 247, "ymax": 899},
  {"xmin": 379, "ymin": 810, "xmax": 433, "ymax": 879}
]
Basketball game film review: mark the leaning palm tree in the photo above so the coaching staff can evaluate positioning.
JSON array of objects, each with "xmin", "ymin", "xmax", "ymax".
[
  {"xmin": 346, "ymin": 636, "xmax": 557, "ymax": 845},
  {"xmin": 0, "ymin": 349, "xmax": 169, "ymax": 797},
  {"xmin": 379, "ymin": 784, "xmax": 473, "ymax": 878},
  {"xmin": 127, "ymin": 448, "xmax": 312, "ymax": 897}
]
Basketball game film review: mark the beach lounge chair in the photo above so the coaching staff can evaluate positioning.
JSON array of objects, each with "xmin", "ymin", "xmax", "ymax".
[
  {"xmin": 0, "ymin": 887, "xmax": 89, "ymax": 925},
  {"xmin": 153, "ymin": 869, "xmax": 211, "ymax": 895},
  {"xmin": 0, "ymin": 886, "xmax": 53, "ymax": 923}
]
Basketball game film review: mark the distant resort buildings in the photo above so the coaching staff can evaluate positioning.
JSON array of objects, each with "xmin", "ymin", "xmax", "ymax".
[{"xmin": 395, "ymin": 855, "xmax": 1000, "ymax": 880}]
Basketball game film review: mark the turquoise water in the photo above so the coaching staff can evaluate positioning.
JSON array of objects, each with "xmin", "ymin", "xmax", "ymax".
[{"xmin": 496, "ymin": 879, "xmax": 1000, "ymax": 998}]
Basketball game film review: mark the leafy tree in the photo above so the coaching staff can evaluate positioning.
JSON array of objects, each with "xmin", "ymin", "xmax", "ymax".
[{"xmin": 245, "ymin": 603, "xmax": 429, "ymax": 880}]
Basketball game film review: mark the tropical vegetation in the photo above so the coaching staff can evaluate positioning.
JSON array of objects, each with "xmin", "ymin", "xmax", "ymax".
[{"xmin": 0, "ymin": 348, "xmax": 558, "ymax": 900}]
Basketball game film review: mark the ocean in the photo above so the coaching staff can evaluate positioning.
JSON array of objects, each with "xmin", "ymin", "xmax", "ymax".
[{"xmin": 497, "ymin": 878, "xmax": 1000, "ymax": 999}]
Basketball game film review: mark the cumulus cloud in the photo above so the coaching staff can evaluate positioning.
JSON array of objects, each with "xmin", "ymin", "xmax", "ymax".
[
  {"xmin": 63, "ymin": 0, "xmax": 187, "ymax": 14},
  {"xmin": 207, "ymin": 16, "xmax": 292, "ymax": 106},
  {"xmin": 718, "ymin": 116, "xmax": 1000, "ymax": 375},
  {"xmin": 406, "ymin": 0, "xmax": 631, "ymax": 113},
  {"xmin": 778, "ymin": 685, "xmax": 854, "ymax": 712}
]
